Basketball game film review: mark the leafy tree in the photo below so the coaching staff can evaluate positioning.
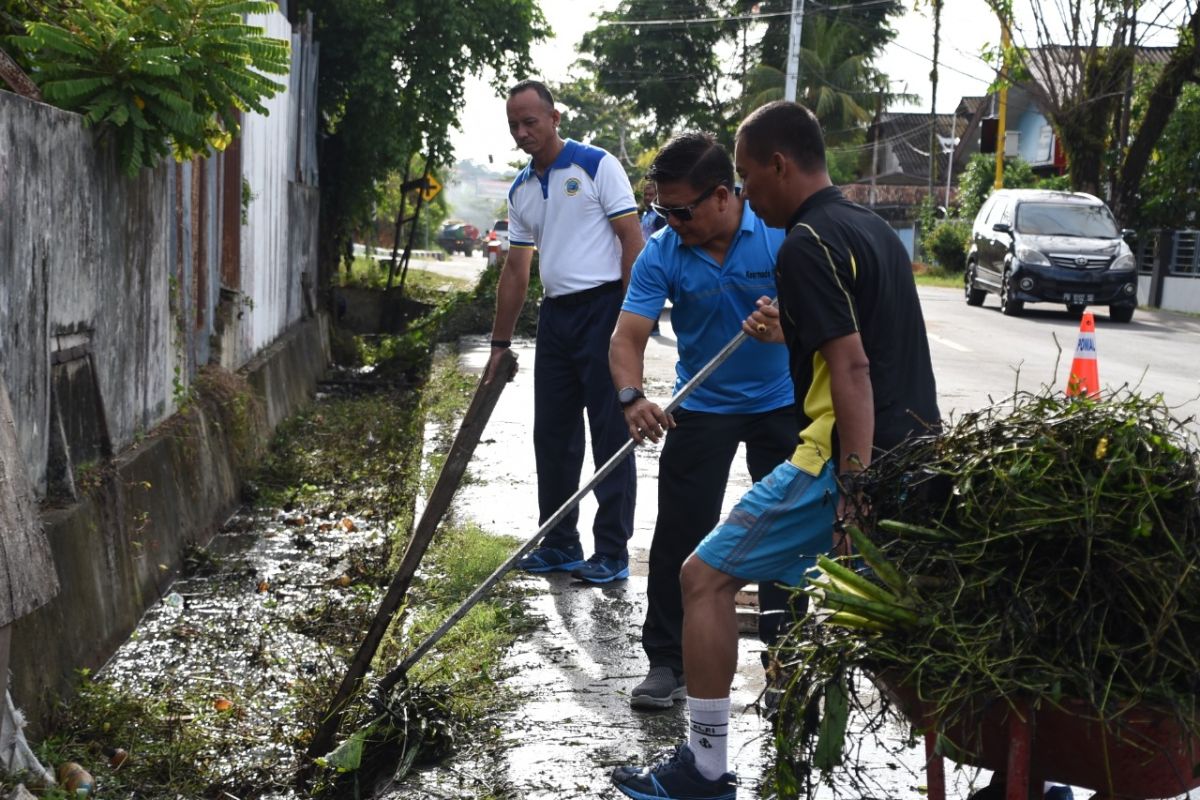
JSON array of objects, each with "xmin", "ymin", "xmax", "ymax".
[
  {"xmin": 553, "ymin": 74, "xmax": 653, "ymax": 170},
  {"xmin": 1112, "ymin": 7, "xmax": 1200, "ymax": 224},
  {"xmin": 740, "ymin": 0, "xmax": 902, "ymax": 73},
  {"xmin": 1128, "ymin": 77, "xmax": 1200, "ymax": 228},
  {"xmin": 738, "ymin": 16, "xmax": 882, "ymax": 144},
  {"xmin": 581, "ymin": 0, "xmax": 732, "ymax": 138},
  {"xmin": 986, "ymin": 0, "xmax": 1200, "ymax": 218},
  {"xmin": 296, "ymin": 0, "xmax": 548, "ymax": 291},
  {"xmin": 580, "ymin": 0, "xmax": 905, "ymax": 152},
  {"xmin": 6, "ymin": 0, "xmax": 288, "ymax": 175},
  {"xmin": 956, "ymin": 152, "xmax": 1037, "ymax": 219}
]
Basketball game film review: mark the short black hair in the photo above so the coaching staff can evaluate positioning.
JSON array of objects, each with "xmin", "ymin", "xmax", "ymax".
[
  {"xmin": 508, "ymin": 79, "xmax": 555, "ymax": 110},
  {"xmin": 646, "ymin": 132, "xmax": 734, "ymax": 191},
  {"xmin": 736, "ymin": 101, "xmax": 826, "ymax": 173}
]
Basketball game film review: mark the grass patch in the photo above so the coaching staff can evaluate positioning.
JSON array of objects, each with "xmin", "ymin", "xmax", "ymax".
[
  {"xmin": 332, "ymin": 256, "xmax": 474, "ymax": 299},
  {"xmin": 913, "ymin": 263, "xmax": 963, "ymax": 289}
]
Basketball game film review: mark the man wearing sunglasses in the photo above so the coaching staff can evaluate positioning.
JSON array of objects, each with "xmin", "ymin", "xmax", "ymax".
[
  {"xmin": 609, "ymin": 132, "xmax": 798, "ymax": 714},
  {"xmin": 485, "ymin": 79, "xmax": 644, "ymax": 585},
  {"xmin": 613, "ymin": 102, "xmax": 940, "ymax": 800}
]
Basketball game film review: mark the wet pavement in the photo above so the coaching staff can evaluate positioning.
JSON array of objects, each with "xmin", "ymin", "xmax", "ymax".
[{"xmin": 386, "ymin": 321, "xmax": 976, "ymax": 800}]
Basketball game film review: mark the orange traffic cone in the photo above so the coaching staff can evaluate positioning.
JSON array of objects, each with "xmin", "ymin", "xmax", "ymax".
[{"xmin": 1066, "ymin": 311, "xmax": 1100, "ymax": 398}]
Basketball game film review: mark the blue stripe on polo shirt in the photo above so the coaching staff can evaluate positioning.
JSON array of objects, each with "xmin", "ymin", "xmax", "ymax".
[
  {"xmin": 608, "ymin": 207, "xmax": 638, "ymax": 220},
  {"xmin": 622, "ymin": 204, "xmax": 793, "ymax": 415}
]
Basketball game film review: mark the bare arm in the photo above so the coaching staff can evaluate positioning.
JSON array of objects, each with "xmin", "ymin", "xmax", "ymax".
[
  {"xmin": 610, "ymin": 310, "xmax": 672, "ymax": 444},
  {"xmin": 610, "ymin": 214, "xmax": 644, "ymax": 289},
  {"xmin": 484, "ymin": 247, "xmax": 533, "ymax": 384},
  {"xmin": 821, "ymin": 331, "xmax": 873, "ymax": 553},
  {"xmin": 822, "ymin": 331, "xmax": 874, "ymax": 475}
]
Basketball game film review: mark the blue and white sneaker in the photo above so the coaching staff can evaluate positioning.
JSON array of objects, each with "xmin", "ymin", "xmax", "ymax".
[
  {"xmin": 570, "ymin": 554, "xmax": 629, "ymax": 584},
  {"xmin": 612, "ymin": 744, "xmax": 737, "ymax": 800},
  {"xmin": 516, "ymin": 543, "xmax": 585, "ymax": 573}
]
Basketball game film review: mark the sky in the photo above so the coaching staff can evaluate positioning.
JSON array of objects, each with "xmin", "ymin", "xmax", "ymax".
[
  {"xmin": 449, "ymin": 1, "xmax": 1189, "ymax": 169},
  {"xmin": 449, "ymin": 1, "xmax": 1005, "ymax": 168}
]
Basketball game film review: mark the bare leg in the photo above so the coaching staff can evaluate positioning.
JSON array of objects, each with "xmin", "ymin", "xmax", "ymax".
[{"xmin": 680, "ymin": 555, "xmax": 746, "ymax": 698}]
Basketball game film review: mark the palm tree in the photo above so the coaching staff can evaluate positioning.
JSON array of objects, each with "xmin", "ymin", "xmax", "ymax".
[{"xmin": 739, "ymin": 15, "xmax": 911, "ymax": 146}]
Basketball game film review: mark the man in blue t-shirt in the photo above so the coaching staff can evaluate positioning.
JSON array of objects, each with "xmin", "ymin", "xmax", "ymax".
[{"xmin": 609, "ymin": 132, "xmax": 798, "ymax": 711}]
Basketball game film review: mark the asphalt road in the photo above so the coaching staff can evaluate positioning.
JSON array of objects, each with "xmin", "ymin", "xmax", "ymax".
[{"xmin": 920, "ymin": 285, "xmax": 1200, "ymax": 427}]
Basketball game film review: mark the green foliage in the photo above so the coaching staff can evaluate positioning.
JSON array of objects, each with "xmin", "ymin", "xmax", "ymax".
[
  {"xmin": 922, "ymin": 218, "xmax": 971, "ymax": 273},
  {"xmin": 554, "ymin": 74, "xmax": 653, "ymax": 181},
  {"xmin": 581, "ymin": 1, "xmax": 906, "ymax": 152},
  {"xmin": 299, "ymin": 0, "xmax": 548, "ymax": 285},
  {"xmin": 956, "ymin": 153, "xmax": 1038, "ymax": 220},
  {"xmin": 1130, "ymin": 78, "xmax": 1200, "ymax": 229},
  {"xmin": 582, "ymin": 0, "xmax": 730, "ymax": 138},
  {"xmin": 745, "ymin": 0, "xmax": 903, "ymax": 73},
  {"xmin": 10, "ymin": 0, "xmax": 289, "ymax": 175}
]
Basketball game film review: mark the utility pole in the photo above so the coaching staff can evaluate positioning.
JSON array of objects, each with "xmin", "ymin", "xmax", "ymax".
[
  {"xmin": 945, "ymin": 122, "xmax": 956, "ymax": 208},
  {"xmin": 928, "ymin": 0, "xmax": 943, "ymax": 196},
  {"xmin": 994, "ymin": 14, "xmax": 1010, "ymax": 190},
  {"xmin": 784, "ymin": 0, "xmax": 805, "ymax": 103},
  {"xmin": 870, "ymin": 83, "xmax": 884, "ymax": 207}
]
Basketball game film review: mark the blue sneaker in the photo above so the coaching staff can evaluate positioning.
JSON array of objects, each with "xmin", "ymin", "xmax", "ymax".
[
  {"xmin": 613, "ymin": 744, "xmax": 737, "ymax": 799},
  {"xmin": 570, "ymin": 554, "xmax": 629, "ymax": 584},
  {"xmin": 516, "ymin": 543, "xmax": 584, "ymax": 573}
]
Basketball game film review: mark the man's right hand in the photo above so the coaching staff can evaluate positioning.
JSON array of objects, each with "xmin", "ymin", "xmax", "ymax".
[
  {"xmin": 484, "ymin": 347, "xmax": 517, "ymax": 385},
  {"xmin": 623, "ymin": 398, "xmax": 673, "ymax": 444}
]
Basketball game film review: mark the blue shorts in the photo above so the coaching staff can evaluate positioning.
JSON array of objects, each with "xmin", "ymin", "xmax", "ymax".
[{"xmin": 694, "ymin": 460, "xmax": 838, "ymax": 586}]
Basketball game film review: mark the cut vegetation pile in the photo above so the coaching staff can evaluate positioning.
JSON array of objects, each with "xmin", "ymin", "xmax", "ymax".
[{"xmin": 774, "ymin": 389, "xmax": 1200, "ymax": 794}]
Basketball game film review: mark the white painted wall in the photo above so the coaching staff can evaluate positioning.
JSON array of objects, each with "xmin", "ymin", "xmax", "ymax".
[{"xmin": 241, "ymin": 9, "xmax": 304, "ymax": 358}]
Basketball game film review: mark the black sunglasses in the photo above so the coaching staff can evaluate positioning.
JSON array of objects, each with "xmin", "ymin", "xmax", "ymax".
[{"xmin": 651, "ymin": 182, "xmax": 727, "ymax": 222}]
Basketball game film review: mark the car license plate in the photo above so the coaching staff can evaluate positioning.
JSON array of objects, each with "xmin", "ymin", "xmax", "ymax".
[{"xmin": 1068, "ymin": 293, "xmax": 1094, "ymax": 303}]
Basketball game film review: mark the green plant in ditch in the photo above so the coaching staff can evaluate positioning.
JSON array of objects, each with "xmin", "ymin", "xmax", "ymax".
[{"xmin": 33, "ymin": 670, "xmax": 215, "ymax": 799}]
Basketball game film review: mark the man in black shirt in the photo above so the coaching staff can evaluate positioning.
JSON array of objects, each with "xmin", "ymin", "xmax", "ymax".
[{"xmin": 612, "ymin": 101, "xmax": 939, "ymax": 800}]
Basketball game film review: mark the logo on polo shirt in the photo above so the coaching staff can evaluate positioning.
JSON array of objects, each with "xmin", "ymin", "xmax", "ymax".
[{"xmin": 564, "ymin": 177, "xmax": 582, "ymax": 196}]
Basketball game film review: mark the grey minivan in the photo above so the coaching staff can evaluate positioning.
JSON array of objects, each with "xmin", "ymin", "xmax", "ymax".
[{"xmin": 964, "ymin": 189, "xmax": 1138, "ymax": 322}]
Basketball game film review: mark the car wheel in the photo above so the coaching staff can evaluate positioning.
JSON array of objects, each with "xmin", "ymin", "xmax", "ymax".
[
  {"xmin": 1066, "ymin": 303, "xmax": 1086, "ymax": 317},
  {"xmin": 999, "ymin": 269, "xmax": 1024, "ymax": 316},
  {"xmin": 964, "ymin": 263, "xmax": 986, "ymax": 307},
  {"xmin": 1109, "ymin": 305, "xmax": 1134, "ymax": 323}
]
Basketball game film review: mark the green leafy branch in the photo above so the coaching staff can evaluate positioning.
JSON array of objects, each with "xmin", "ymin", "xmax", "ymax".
[{"xmin": 11, "ymin": 0, "xmax": 290, "ymax": 174}]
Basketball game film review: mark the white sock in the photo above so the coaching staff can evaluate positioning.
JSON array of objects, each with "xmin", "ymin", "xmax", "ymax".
[{"xmin": 687, "ymin": 695, "xmax": 731, "ymax": 780}]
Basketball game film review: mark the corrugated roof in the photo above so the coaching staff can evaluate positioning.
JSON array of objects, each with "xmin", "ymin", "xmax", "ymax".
[
  {"xmin": 1024, "ymin": 45, "xmax": 1176, "ymax": 93},
  {"xmin": 868, "ymin": 113, "xmax": 965, "ymax": 184}
]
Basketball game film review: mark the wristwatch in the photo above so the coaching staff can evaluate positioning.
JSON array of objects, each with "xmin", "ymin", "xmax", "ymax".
[{"xmin": 617, "ymin": 386, "xmax": 645, "ymax": 407}]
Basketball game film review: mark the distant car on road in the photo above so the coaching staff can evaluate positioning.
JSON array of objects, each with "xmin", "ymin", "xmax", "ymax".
[
  {"xmin": 964, "ymin": 189, "xmax": 1138, "ymax": 322},
  {"xmin": 437, "ymin": 222, "xmax": 483, "ymax": 257}
]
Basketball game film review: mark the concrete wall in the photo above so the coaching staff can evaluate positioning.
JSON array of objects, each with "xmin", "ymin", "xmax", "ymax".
[
  {"xmin": 0, "ymin": 7, "xmax": 328, "ymax": 720},
  {"xmin": 0, "ymin": 7, "xmax": 319, "ymax": 496},
  {"xmin": 10, "ymin": 317, "xmax": 330, "ymax": 727}
]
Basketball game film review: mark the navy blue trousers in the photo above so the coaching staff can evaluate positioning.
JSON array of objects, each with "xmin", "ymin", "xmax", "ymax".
[{"xmin": 534, "ymin": 282, "xmax": 636, "ymax": 559}]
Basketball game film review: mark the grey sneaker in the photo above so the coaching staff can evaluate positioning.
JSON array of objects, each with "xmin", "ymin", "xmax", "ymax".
[{"xmin": 630, "ymin": 666, "xmax": 686, "ymax": 710}]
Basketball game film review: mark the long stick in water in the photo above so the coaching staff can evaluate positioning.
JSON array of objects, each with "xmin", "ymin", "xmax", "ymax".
[{"xmin": 374, "ymin": 301, "xmax": 776, "ymax": 695}]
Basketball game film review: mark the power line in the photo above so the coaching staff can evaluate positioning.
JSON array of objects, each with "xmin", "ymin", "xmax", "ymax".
[{"xmin": 595, "ymin": 0, "xmax": 897, "ymax": 27}]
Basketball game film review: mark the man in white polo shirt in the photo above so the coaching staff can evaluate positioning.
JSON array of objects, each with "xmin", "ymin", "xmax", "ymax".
[{"xmin": 484, "ymin": 79, "xmax": 645, "ymax": 584}]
